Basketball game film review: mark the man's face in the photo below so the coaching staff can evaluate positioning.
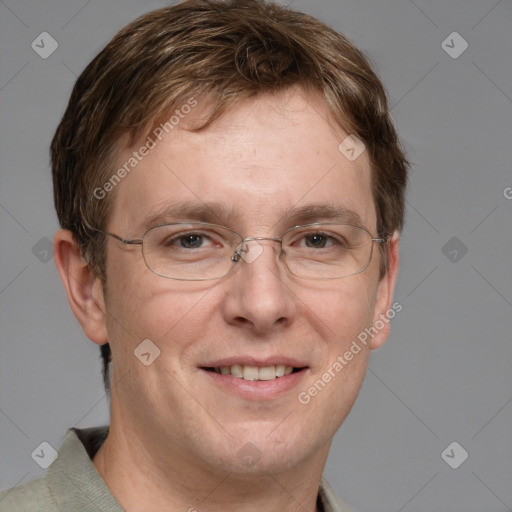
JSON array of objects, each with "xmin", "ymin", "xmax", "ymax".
[{"xmin": 100, "ymin": 88, "xmax": 396, "ymax": 475}]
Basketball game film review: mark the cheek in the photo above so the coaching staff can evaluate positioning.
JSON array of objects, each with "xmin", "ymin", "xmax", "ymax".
[
  {"xmin": 104, "ymin": 278, "xmax": 217, "ymax": 411},
  {"xmin": 105, "ymin": 255, "xmax": 215, "ymax": 360},
  {"xmin": 295, "ymin": 276, "xmax": 377, "ymax": 410},
  {"xmin": 298, "ymin": 274, "xmax": 378, "ymax": 346}
]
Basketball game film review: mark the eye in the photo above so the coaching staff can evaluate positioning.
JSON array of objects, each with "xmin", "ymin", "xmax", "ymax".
[
  {"xmin": 300, "ymin": 231, "xmax": 347, "ymax": 249},
  {"xmin": 303, "ymin": 233, "xmax": 330, "ymax": 248},
  {"xmin": 286, "ymin": 227, "xmax": 354, "ymax": 252},
  {"xmin": 178, "ymin": 234, "xmax": 205, "ymax": 249},
  {"xmin": 161, "ymin": 232, "xmax": 220, "ymax": 250}
]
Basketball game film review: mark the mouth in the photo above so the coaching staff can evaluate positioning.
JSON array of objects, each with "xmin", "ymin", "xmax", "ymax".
[
  {"xmin": 202, "ymin": 364, "xmax": 305, "ymax": 381},
  {"xmin": 198, "ymin": 357, "xmax": 309, "ymax": 399}
]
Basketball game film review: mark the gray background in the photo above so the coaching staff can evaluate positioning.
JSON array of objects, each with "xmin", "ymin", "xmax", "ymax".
[{"xmin": 1, "ymin": 0, "xmax": 511, "ymax": 510}]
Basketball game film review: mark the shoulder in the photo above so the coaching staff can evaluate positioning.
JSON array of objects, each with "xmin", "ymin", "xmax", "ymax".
[
  {"xmin": 0, "ymin": 476, "xmax": 57, "ymax": 512},
  {"xmin": 0, "ymin": 427, "xmax": 121, "ymax": 512}
]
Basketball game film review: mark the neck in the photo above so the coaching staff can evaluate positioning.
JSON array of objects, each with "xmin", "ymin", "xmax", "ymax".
[{"xmin": 93, "ymin": 418, "xmax": 327, "ymax": 512}]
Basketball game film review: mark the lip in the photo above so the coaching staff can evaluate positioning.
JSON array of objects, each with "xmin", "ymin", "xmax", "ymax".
[
  {"xmin": 199, "ymin": 365, "xmax": 309, "ymax": 401},
  {"xmin": 201, "ymin": 356, "xmax": 308, "ymax": 368}
]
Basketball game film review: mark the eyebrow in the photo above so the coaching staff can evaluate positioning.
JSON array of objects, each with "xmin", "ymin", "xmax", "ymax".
[
  {"xmin": 139, "ymin": 201, "xmax": 365, "ymax": 232},
  {"xmin": 139, "ymin": 201, "xmax": 236, "ymax": 231},
  {"xmin": 278, "ymin": 204, "xmax": 364, "ymax": 228}
]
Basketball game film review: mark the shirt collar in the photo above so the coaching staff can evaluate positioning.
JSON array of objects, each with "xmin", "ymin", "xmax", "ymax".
[{"xmin": 45, "ymin": 427, "xmax": 352, "ymax": 512}]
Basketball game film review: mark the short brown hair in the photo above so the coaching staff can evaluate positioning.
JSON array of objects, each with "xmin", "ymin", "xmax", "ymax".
[{"xmin": 51, "ymin": 0, "xmax": 408, "ymax": 391}]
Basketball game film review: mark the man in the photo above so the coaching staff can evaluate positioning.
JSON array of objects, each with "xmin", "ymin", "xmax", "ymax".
[{"xmin": 0, "ymin": 0, "xmax": 408, "ymax": 510}]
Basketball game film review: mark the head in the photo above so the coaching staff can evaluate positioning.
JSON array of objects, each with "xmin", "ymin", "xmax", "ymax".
[{"xmin": 52, "ymin": 0, "xmax": 407, "ymax": 476}]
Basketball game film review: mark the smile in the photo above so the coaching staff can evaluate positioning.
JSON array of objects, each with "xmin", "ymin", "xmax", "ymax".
[
  {"xmin": 204, "ymin": 364, "xmax": 298, "ymax": 381},
  {"xmin": 200, "ymin": 357, "xmax": 309, "ymax": 399}
]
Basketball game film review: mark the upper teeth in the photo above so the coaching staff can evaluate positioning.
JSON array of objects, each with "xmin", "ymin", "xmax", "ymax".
[{"xmin": 216, "ymin": 364, "xmax": 294, "ymax": 381}]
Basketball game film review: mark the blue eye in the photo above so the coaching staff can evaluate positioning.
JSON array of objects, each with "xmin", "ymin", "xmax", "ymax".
[{"xmin": 179, "ymin": 234, "xmax": 204, "ymax": 249}]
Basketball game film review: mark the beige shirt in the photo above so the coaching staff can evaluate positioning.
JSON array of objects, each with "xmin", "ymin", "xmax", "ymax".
[{"xmin": 0, "ymin": 427, "xmax": 353, "ymax": 512}]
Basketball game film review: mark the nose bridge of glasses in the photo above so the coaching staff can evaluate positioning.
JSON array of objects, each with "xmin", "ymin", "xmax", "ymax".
[
  {"xmin": 245, "ymin": 236, "xmax": 282, "ymax": 244},
  {"xmin": 233, "ymin": 236, "xmax": 283, "ymax": 265}
]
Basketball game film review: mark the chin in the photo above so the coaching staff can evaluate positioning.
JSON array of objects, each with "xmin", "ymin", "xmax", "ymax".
[{"xmin": 196, "ymin": 423, "xmax": 328, "ymax": 477}]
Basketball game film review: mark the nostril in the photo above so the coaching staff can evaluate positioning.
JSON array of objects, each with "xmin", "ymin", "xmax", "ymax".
[{"xmin": 232, "ymin": 316, "xmax": 253, "ymax": 327}]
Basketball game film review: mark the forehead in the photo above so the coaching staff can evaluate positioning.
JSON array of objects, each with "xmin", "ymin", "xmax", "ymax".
[{"xmin": 108, "ymin": 88, "xmax": 376, "ymax": 235}]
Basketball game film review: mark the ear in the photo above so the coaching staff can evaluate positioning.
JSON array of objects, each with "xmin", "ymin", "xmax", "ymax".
[
  {"xmin": 369, "ymin": 233, "xmax": 400, "ymax": 350},
  {"xmin": 53, "ymin": 229, "xmax": 108, "ymax": 345}
]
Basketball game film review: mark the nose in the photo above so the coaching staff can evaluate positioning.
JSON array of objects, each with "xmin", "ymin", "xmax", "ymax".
[{"xmin": 220, "ymin": 239, "xmax": 297, "ymax": 335}]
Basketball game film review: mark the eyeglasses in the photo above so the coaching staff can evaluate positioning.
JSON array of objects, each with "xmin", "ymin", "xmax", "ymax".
[{"xmin": 93, "ymin": 222, "xmax": 388, "ymax": 281}]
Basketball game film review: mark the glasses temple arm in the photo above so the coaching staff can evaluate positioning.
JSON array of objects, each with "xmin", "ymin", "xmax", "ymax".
[{"xmin": 89, "ymin": 226, "xmax": 143, "ymax": 245}]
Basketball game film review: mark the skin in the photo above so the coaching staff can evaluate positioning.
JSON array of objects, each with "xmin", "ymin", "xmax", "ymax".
[{"xmin": 54, "ymin": 86, "xmax": 399, "ymax": 512}]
